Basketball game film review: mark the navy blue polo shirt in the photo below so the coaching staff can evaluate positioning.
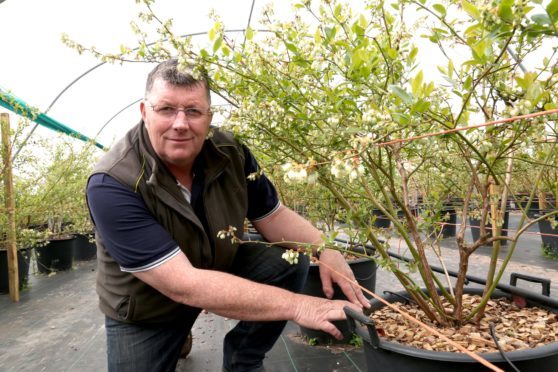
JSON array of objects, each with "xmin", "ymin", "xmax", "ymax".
[{"xmin": 87, "ymin": 145, "xmax": 280, "ymax": 272}]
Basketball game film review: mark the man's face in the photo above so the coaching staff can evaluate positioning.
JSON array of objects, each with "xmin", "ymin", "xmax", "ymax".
[{"xmin": 141, "ymin": 79, "xmax": 212, "ymax": 170}]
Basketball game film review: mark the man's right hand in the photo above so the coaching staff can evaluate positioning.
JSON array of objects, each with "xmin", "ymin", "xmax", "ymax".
[{"xmin": 292, "ymin": 296, "xmax": 362, "ymax": 339}]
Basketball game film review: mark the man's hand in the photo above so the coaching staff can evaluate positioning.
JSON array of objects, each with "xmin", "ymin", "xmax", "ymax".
[
  {"xmin": 318, "ymin": 249, "xmax": 371, "ymax": 309},
  {"xmin": 293, "ymin": 296, "xmax": 360, "ymax": 340}
]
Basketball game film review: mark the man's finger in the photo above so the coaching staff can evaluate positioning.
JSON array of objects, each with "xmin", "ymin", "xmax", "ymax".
[{"xmin": 354, "ymin": 285, "xmax": 371, "ymax": 308}]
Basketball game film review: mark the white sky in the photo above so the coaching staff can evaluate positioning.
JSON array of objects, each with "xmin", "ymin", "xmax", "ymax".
[
  {"xmin": 1, "ymin": 0, "xmax": 551, "ymax": 150},
  {"xmin": 0, "ymin": 0, "xmax": 273, "ymax": 147}
]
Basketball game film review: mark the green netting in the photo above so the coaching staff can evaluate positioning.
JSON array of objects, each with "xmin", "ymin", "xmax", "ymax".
[{"xmin": 0, "ymin": 88, "xmax": 105, "ymax": 150}]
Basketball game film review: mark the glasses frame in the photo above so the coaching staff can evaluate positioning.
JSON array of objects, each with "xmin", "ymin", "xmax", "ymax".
[{"xmin": 145, "ymin": 99, "xmax": 212, "ymax": 121}]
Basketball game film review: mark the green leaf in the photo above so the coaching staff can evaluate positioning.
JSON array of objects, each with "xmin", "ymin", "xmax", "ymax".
[
  {"xmin": 448, "ymin": 59, "xmax": 454, "ymax": 80},
  {"xmin": 498, "ymin": 0, "xmax": 514, "ymax": 22},
  {"xmin": 213, "ymin": 36, "xmax": 222, "ymax": 53},
  {"xmin": 314, "ymin": 28, "xmax": 323, "ymax": 43},
  {"xmin": 208, "ymin": 28, "xmax": 216, "ymax": 41},
  {"xmin": 389, "ymin": 85, "xmax": 414, "ymax": 104},
  {"xmin": 463, "ymin": 75, "xmax": 472, "ymax": 90},
  {"xmin": 462, "ymin": 0, "xmax": 480, "ymax": 19},
  {"xmin": 433, "ymin": 4, "xmax": 446, "ymax": 17},
  {"xmin": 334, "ymin": 3, "xmax": 342, "ymax": 18},
  {"xmin": 245, "ymin": 27, "xmax": 254, "ymax": 41},
  {"xmin": 358, "ymin": 14, "xmax": 368, "ymax": 29},
  {"xmin": 531, "ymin": 13, "xmax": 551, "ymax": 25},
  {"xmin": 547, "ymin": 0, "xmax": 558, "ymax": 21},
  {"xmin": 285, "ymin": 42, "xmax": 298, "ymax": 54},
  {"xmin": 515, "ymin": 72, "xmax": 537, "ymax": 90},
  {"xmin": 408, "ymin": 46, "xmax": 418, "ymax": 62},
  {"xmin": 411, "ymin": 70, "xmax": 424, "ymax": 96},
  {"xmin": 324, "ymin": 27, "xmax": 337, "ymax": 43},
  {"xmin": 424, "ymin": 82, "xmax": 435, "ymax": 97},
  {"xmin": 412, "ymin": 100, "xmax": 430, "ymax": 113}
]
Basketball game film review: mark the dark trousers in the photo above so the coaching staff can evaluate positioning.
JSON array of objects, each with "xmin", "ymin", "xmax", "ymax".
[{"xmin": 105, "ymin": 242, "xmax": 310, "ymax": 372}]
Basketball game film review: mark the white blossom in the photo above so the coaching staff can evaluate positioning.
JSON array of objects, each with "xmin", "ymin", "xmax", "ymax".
[{"xmin": 281, "ymin": 249, "xmax": 300, "ymax": 265}]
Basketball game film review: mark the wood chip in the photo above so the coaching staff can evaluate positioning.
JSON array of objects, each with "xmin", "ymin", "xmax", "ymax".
[{"xmin": 370, "ymin": 294, "xmax": 557, "ymax": 354}]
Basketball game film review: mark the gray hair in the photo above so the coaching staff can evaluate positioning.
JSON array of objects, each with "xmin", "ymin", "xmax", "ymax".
[{"xmin": 145, "ymin": 59, "xmax": 211, "ymax": 103}]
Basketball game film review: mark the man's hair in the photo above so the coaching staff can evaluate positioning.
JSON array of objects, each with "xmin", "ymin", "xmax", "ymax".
[{"xmin": 145, "ymin": 59, "xmax": 211, "ymax": 103}]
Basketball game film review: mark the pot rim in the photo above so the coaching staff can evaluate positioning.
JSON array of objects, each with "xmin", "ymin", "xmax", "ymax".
[{"xmin": 357, "ymin": 287, "xmax": 558, "ymax": 362}]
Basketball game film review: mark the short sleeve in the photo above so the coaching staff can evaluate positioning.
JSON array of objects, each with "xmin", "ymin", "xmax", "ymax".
[
  {"xmin": 87, "ymin": 173, "xmax": 180, "ymax": 272},
  {"xmin": 242, "ymin": 145, "xmax": 281, "ymax": 221}
]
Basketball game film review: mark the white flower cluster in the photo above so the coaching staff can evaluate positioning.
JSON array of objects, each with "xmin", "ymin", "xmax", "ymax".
[
  {"xmin": 216, "ymin": 226, "xmax": 238, "ymax": 242},
  {"xmin": 281, "ymin": 162, "xmax": 318, "ymax": 184},
  {"xmin": 330, "ymin": 157, "xmax": 364, "ymax": 182},
  {"xmin": 281, "ymin": 249, "xmax": 300, "ymax": 265},
  {"xmin": 361, "ymin": 107, "xmax": 391, "ymax": 124},
  {"xmin": 350, "ymin": 132, "xmax": 375, "ymax": 150},
  {"xmin": 509, "ymin": 99, "xmax": 533, "ymax": 117}
]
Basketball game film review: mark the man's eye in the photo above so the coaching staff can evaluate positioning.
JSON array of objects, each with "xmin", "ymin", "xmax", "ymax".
[
  {"xmin": 185, "ymin": 108, "xmax": 203, "ymax": 118},
  {"xmin": 157, "ymin": 106, "xmax": 177, "ymax": 115}
]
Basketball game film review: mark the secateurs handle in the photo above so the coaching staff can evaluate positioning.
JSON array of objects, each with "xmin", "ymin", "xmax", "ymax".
[{"xmin": 344, "ymin": 306, "xmax": 380, "ymax": 348}]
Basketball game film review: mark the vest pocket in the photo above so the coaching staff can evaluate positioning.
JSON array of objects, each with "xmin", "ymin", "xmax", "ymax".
[{"xmin": 115, "ymin": 295, "xmax": 135, "ymax": 321}]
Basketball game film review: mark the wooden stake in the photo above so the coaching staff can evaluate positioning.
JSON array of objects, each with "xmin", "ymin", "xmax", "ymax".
[{"xmin": 1, "ymin": 113, "xmax": 19, "ymax": 302}]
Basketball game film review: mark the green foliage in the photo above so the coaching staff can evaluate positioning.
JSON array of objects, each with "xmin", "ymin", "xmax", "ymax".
[
  {"xmin": 1, "ymin": 119, "xmax": 100, "ymax": 249},
  {"xmin": 64, "ymin": 0, "xmax": 558, "ymax": 327},
  {"xmin": 349, "ymin": 333, "xmax": 363, "ymax": 347},
  {"xmin": 541, "ymin": 244, "xmax": 558, "ymax": 259},
  {"xmin": 306, "ymin": 336, "xmax": 318, "ymax": 346}
]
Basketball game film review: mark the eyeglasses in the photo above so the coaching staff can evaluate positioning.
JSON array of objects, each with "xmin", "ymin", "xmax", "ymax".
[{"xmin": 146, "ymin": 100, "xmax": 211, "ymax": 121}]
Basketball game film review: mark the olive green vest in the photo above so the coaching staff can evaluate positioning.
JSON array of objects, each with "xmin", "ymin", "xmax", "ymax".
[{"xmin": 89, "ymin": 122, "xmax": 247, "ymax": 323}]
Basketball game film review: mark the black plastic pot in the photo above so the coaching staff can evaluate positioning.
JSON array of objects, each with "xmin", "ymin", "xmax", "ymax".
[
  {"xmin": 73, "ymin": 234, "xmax": 97, "ymax": 261},
  {"xmin": 537, "ymin": 213, "xmax": 558, "ymax": 255},
  {"xmin": 35, "ymin": 236, "xmax": 76, "ymax": 273},
  {"xmin": 372, "ymin": 209, "xmax": 391, "ymax": 228},
  {"xmin": 516, "ymin": 196, "xmax": 540, "ymax": 217},
  {"xmin": 345, "ymin": 287, "xmax": 558, "ymax": 372},
  {"xmin": 469, "ymin": 211, "xmax": 509, "ymax": 246},
  {"xmin": 300, "ymin": 246, "xmax": 376, "ymax": 344},
  {"xmin": 0, "ymin": 248, "xmax": 31, "ymax": 293},
  {"xmin": 429, "ymin": 206, "xmax": 457, "ymax": 238}
]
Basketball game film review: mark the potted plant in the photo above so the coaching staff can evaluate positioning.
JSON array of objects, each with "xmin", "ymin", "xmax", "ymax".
[
  {"xmin": 64, "ymin": 0, "xmax": 558, "ymax": 368},
  {"xmin": 0, "ymin": 116, "xmax": 49, "ymax": 290},
  {"xmin": 32, "ymin": 139, "xmax": 98, "ymax": 273}
]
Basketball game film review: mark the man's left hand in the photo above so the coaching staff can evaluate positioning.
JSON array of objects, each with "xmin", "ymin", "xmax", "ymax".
[{"xmin": 318, "ymin": 249, "xmax": 371, "ymax": 308}]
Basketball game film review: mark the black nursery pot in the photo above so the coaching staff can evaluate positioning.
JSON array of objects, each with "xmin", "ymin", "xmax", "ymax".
[
  {"xmin": 429, "ymin": 206, "xmax": 457, "ymax": 238},
  {"xmin": 372, "ymin": 209, "xmax": 391, "ymax": 228},
  {"xmin": 73, "ymin": 234, "xmax": 97, "ymax": 261},
  {"xmin": 0, "ymin": 248, "xmax": 31, "ymax": 293},
  {"xmin": 35, "ymin": 236, "xmax": 76, "ymax": 274},
  {"xmin": 537, "ymin": 213, "xmax": 558, "ymax": 255},
  {"xmin": 345, "ymin": 287, "xmax": 558, "ymax": 372},
  {"xmin": 469, "ymin": 211, "xmax": 510, "ymax": 246},
  {"xmin": 300, "ymin": 246, "xmax": 376, "ymax": 344}
]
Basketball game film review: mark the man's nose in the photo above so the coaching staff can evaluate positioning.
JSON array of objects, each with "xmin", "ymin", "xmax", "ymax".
[{"xmin": 172, "ymin": 111, "xmax": 190, "ymax": 128}]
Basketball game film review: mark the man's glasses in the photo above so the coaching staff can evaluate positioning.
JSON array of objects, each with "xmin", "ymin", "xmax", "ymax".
[{"xmin": 146, "ymin": 100, "xmax": 211, "ymax": 121}]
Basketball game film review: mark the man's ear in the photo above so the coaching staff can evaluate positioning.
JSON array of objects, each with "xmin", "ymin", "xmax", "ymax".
[{"xmin": 140, "ymin": 100, "xmax": 147, "ymax": 122}]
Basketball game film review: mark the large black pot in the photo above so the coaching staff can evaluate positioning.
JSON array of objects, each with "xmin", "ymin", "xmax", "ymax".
[
  {"xmin": 372, "ymin": 209, "xmax": 391, "ymax": 228},
  {"xmin": 516, "ymin": 196, "xmax": 540, "ymax": 217},
  {"xmin": 469, "ymin": 211, "xmax": 510, "ymax": 246},
  {"xmin": 0, "ymin": 247, "xmax": 31, "ymax": 293},
  {"xmin": 300, "ymin": 245, "xmax": 376, "ymax": 344},
  {"xmin": 537, "ymin": 212, "xmax": 558, "ymax": 255},
  {"xmin": 35, "ymin": 236, "xmax": 76, "ymax": 274},
  {"xmin": 345, "ymin": 287, "xmax": 558, "ymax": 371},
  {"xmin": 428, "ymin": 206, "xmax": 457, "ymax": 238},
  {"xmin": 73, "ymin": 234, "xmax": 97, "ymax": 261}
]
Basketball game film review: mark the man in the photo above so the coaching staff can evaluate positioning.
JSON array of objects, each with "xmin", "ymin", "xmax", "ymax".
[{"xmin": 86, "ymin": 59, "xmax": 369, "ymax": 372}]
